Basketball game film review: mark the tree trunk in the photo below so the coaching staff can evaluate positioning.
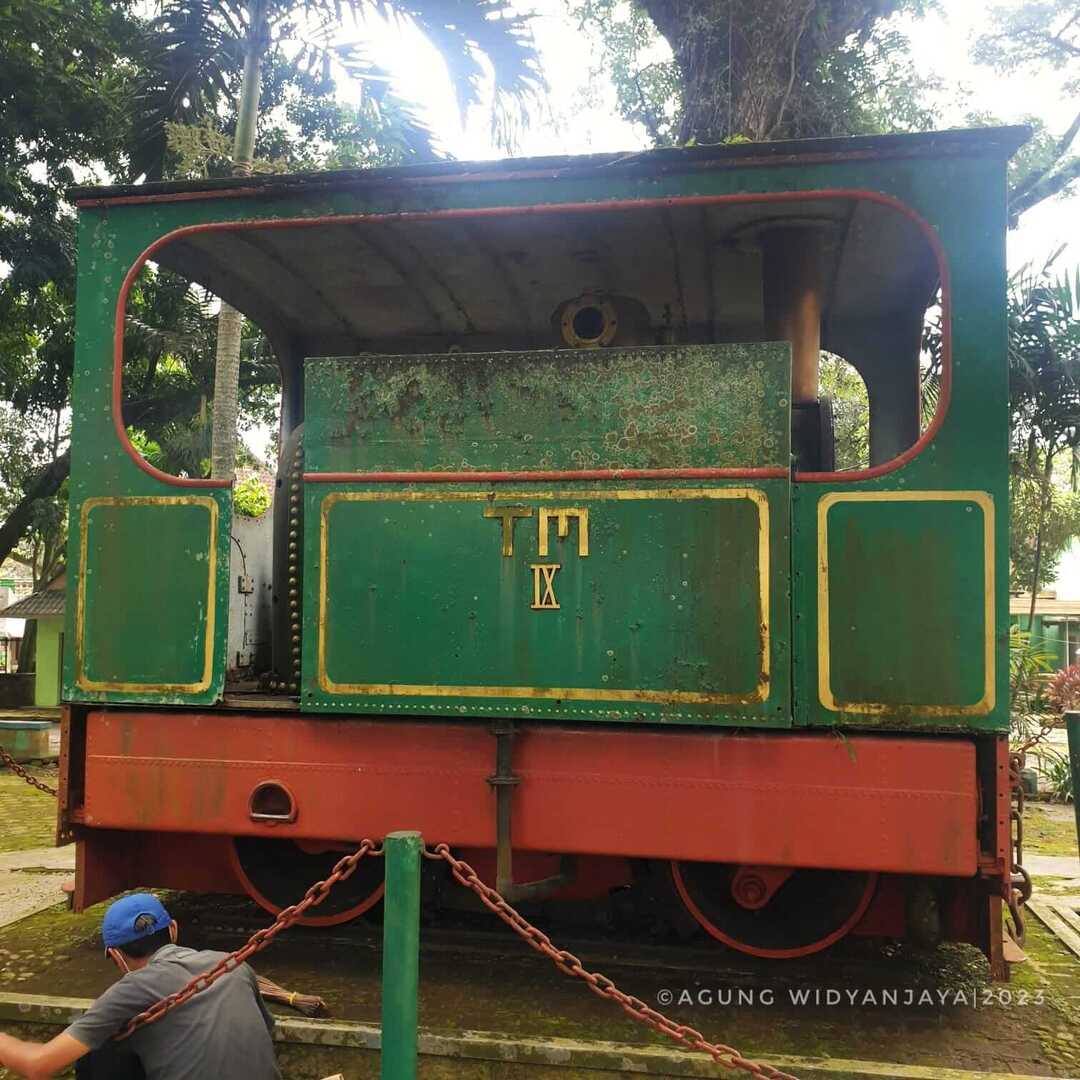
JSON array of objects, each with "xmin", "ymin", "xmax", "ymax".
[
  {"xmin": 1028, "ymin": 450, "xmax": 1056, "ymax": 630},
  {"xmin": 210, "ymin": 301, "xmax": 245, "ymax": 478},
  {"xmin": 16, "ymin": 619, "xmax": 36, "ymax": 675},
  {"xmin": 639, "ymin": 0, "xmax": 900, "ymax": 145},
  {"xmin": 209, "ymin": 0, "xmax": 267, "ymax": 481}
]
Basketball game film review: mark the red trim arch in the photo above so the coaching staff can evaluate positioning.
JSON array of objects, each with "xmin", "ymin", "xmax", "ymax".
[{"xmin": 110, "ymin": 190, "xmax": 951, "ymax": 488}]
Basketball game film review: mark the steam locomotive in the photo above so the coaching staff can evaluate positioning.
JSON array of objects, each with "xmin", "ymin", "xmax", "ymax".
[{"xmin": 60, "ymin": 125, "xmax": 1026, "ymax": 970}]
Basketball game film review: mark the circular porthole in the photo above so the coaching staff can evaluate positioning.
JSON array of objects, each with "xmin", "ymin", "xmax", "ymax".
[{"xmin": 560, "ymin": 294, "xmax": 618, "ymax": 348}]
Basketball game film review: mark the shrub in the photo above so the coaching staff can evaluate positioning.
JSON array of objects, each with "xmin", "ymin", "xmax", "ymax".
[
  {"xmin": 234, "ymin": 474, "xmax": 271, "ymax": 518},
  {"xmin": 1048, "ymin": 663, "xmax": 1080, "ymax": 712}
]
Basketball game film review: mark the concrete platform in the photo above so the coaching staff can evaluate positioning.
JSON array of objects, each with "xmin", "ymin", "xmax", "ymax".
[
  {"xmin": 0, "ymin": 991, "xmax": 1072, "ymax": 1080},
  {"xmin": 0, "ymin": 719, "xmax": 52, "ymax": 763},
  {"xmin": 2, "ymin": 888, "xmax": 1080, "ymax": 1078}
]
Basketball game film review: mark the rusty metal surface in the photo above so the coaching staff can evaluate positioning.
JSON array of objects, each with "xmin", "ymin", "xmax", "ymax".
[
  {"xmin": 305, "ymin": 345, "xmax": 791, "ymax": 474},
  {"xmin": 76, "ymin": 711, "xmax": 979, "ymax": 875}
]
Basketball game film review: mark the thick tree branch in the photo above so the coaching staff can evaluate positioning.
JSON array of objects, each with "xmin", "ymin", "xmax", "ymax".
[
  {"xmin": 1011, "ymin": 156, "xmax": 1080, "ymax": 225},
  {"xmin": 1010, "ymin": 105, "xmax": 1080, "ymax": 205},
  {"xmin": 0, "ymin": 449, "xmax": 70, "ymax": 571}
]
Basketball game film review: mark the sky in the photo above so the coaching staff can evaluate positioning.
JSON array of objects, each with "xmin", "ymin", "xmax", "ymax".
[{"xmin": 356, "ymin": 0, "xmax": 1078, "ymax": 271}]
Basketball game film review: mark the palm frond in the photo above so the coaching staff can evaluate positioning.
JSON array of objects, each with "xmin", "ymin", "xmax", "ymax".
[{"xmin": 345, "ymin": 0, "xmax": 545, "ymax": 150}]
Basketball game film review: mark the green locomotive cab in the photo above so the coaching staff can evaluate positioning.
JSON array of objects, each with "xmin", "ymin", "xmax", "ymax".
[{"xmin": 61, "ymin": 126, "xmax": 1027, "ymax": 966}]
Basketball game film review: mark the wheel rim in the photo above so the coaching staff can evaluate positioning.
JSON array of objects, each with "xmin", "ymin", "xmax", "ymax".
[
  {"xmin": 671, "ymin": 861, "xmax": 877, "ymax": 959},
  {"xmin": 230, "ymin": 837, "xmax": 385, "ymax": 927}
]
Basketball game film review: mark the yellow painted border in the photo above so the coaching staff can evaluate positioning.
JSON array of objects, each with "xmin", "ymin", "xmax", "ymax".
[
  {"xmin": 75, "ymin": 495, "xmax": 219, "ymax": 693},
  {"xmin": 317, "ymin": 487, "xmax": 771, "ymax": 706},
  {"xmin": 817, "ymin": 490, "xmax": 995, "ymax": 716}
]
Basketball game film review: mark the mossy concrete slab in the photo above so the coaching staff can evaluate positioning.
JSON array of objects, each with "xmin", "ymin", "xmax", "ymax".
[{"xmin": 0, "ymin": 994, "xmax": 1071, "ymax": 1080}]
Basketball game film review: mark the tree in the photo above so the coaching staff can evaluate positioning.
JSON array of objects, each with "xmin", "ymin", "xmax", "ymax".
[
  {"xmin": 819, "ymin": 353, "xmax": 869, "ymax": 471},
  {"xmin": 1010, "ymin": 461, "xmax": 1080, "ymax": 594},
  {"xmin": 0, "ymin": 1, "xmax": 143, "ymax": 571},
  {"xmin": 136, "ymin": 0, "xmax": 544, "ymax": 479},
  {"xmin": 572, "ymin": 0, "xmax": 935, "ymax": 147},
  {"xmin": 976, "ymin": 0, "xmax": 1080, "ymax": 223},
  {"xmin": 1006, "ymin": 253, "xmax": 1080, "ymax": 622}
]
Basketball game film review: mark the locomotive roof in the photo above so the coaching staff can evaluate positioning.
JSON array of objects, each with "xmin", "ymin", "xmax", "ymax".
[
  {"xmin": 73, "ymin": 125, "xmax": 1029, "ymax": 204},
  {"xmin": 72, "ymin": 125, "xmax": 1029, "ymax": 361}
]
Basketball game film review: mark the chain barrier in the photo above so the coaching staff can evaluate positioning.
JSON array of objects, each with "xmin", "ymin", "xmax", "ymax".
[
  {"xmin": 0, "ymin": 744, "xmax": 58, "ymax": 797},
  {"xmin": 1006, "ymin": 752, "xmax": 1032, "ymax": 944},
  {"xmin": 115, "ymin": 839, "xmax": 381, "ymax": 1040},
  {"xmin": 425, "ymin": 843, "xmax": 798, "ymax": 1080}
]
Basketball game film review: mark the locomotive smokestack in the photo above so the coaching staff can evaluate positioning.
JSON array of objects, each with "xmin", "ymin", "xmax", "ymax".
[{"xmin": 761, "ymin": 226, "xmax": 826, "ymax": 405}]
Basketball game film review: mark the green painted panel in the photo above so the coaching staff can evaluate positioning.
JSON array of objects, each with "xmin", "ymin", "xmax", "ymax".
[
  {"xmin": 820, "ymin": 495, "xmax": 992, "ymax": 717},
  {"xmin": 305, "ymin": 345, "xmax": 790, "ymax": 474},
  {"xmin": 74, "ymin": 498, "xmax": 225, "ymax": 700},
  {"xmin": 303, "ymin": 483, "xmax": 790, "ymax": 725}
]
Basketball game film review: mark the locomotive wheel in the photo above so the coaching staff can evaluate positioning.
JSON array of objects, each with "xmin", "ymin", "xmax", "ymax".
[
  {"xmin": 231, "ymin": 837, "xmax": 384, "ymax": 927},
  {"xmin": 671, "ymin": 861, "xmax": 877, "ymax": 959}
]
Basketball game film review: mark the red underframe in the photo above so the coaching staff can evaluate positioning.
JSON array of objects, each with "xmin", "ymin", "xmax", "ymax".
[{"xmin": 73, "ymin": 711, "xmax": 977, "ymax": 875}]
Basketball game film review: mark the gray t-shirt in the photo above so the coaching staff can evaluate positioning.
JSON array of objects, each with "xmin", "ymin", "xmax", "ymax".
[{"xmin": 65, "ymin": 945, "xmax": 281, "ymax": 1080}]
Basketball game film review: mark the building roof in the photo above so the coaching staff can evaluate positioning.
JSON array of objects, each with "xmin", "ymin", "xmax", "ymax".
[
  {"xmin": 0, "ymin": 574, "xmax": 65, "ymax": 620},
  {"xmin": 1010, "ymin": 595, "xmax": 1080, "ymax": 617},
  {"xmin": 0, "ymin": 590, "xmax": 64, "ymax": 619}
]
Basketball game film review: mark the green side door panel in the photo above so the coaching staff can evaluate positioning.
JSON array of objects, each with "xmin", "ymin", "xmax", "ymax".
[
  {"xmin": 302, "ymin": 344, "xmax": 792, "ymax": 726},
  {"xmin": 67, "ymin": 493, "xmax": 231, "ymax": 705}
]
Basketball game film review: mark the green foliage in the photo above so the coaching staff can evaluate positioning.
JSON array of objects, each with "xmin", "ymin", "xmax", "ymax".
[
  {"xmin": 574, "ymin": 0, "xmax": 936, "ymax": 148},
  {"xmin": 1009, "ymin": 625, "xmax": 1055, "ymax": 746},
  {"xmin": 1004, "ymin": 254, "xmax": 1080, "ymax": 600},
  {"xmin": 975, "ymin": 1, "xmax": 1080, "ymax": 221},
  {"xmin": 233, "ymin": 474, "xmax": 272, "ymax": 518},
  {"xmin": 571, "ymin": 0, "xmax": 682, "ymax": 146},
  {"xmin": 1041, "ymin": 751, "xmax": 1074, "ymax": 802},
  {"xmin": 818, "ymin": 352, "xmax": 868, "ymax": 471},
  {"xmin": 120, "ymin": 266, "xmax": 280, "ymax": 478},
  {"xmin": 134, "ymin": 0, "xmax": 545, "ymax": 180},
  {"xmin": 975, "ymin": 0, "xmax": 1079, "ymax": 94},
  {"xmin": 0, "ymin": 406, "xmax": 68, "ymax": 586},
  {"xmin": 1010, "ymin": 461, "xmax": 1080, "ymax": 592},
  {"xmin": 1008, "ymin": 252, "xmax": 1080, "ymax": 459}
]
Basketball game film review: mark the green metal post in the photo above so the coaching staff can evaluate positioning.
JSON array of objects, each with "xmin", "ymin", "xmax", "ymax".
[
  {"xmin": 381, "ymin": 831, "xmax": 421, "ymax": 1080},
  {"xmin": 1067, "ymin": 713, "xmax": 1080, "ymax": 856}
]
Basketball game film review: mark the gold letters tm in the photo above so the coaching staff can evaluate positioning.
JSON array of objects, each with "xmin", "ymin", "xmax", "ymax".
[
  {"xmin": 485, "ymin": 506, "xmax": 590, "ymax": 559},
  {"xmin": 530, "ymin": 564, "xmax": 561, "ymax": 609},
  {"xmin": 538, "ymin": 508, "xmax": 589, "ymax": 557}
]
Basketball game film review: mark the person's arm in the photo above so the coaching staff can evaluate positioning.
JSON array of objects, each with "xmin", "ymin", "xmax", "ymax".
[{"xmin": 0, "ymin": 1031, "xmax": 90, "ymax": 1079}]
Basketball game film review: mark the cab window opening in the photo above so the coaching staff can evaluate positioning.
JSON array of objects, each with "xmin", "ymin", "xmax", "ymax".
[{"xmin": 121, "ymin": 262, "xmax": 282, "ymax": 690}]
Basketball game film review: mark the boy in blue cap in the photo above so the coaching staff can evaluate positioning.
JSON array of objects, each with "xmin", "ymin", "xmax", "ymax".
[{"xmin": 0, "ymin": 893, "xmax": 281, "ymax": 1080}]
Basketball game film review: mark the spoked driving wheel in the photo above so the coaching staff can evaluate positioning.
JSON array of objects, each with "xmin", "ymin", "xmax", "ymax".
[
  {"xmin": 231, "ymin": 837, "xmax": 384, "ymax": 927},
  {"xmin": 671, "ymin": 861, "xmax": 877, "ymax": 959}
]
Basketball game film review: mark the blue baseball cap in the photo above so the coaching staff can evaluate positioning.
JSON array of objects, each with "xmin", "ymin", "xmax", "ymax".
[{"xmin": 102, "ymin": 893, "xmax": 172, "ymax": 950}]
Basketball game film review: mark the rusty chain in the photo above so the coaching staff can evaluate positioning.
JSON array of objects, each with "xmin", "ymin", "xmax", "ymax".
[
  {"xmin": 426, "ymin": 843, "xmax": 798, "ymax": 1080},
  {"xmin": 115, "ymin": 839, "xmax": 381, "ymax": 1040},
  {"xmin": 0, "ymin": 743, "xmax": 58, "ymax": 797},
  {"xmin": 1006, "ymin": 752, "xmax": 1032, "ymax": 944}
]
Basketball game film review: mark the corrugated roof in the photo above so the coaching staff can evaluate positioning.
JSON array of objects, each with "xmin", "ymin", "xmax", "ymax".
[{"xmin": 0, "ymin": 590, "xmax": 65, "ymax": 619}]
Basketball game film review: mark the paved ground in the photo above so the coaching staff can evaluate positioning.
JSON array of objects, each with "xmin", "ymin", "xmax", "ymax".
[{"xmin": 0, "ymin": 845, "xmax": 73, "ymax": 933}]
